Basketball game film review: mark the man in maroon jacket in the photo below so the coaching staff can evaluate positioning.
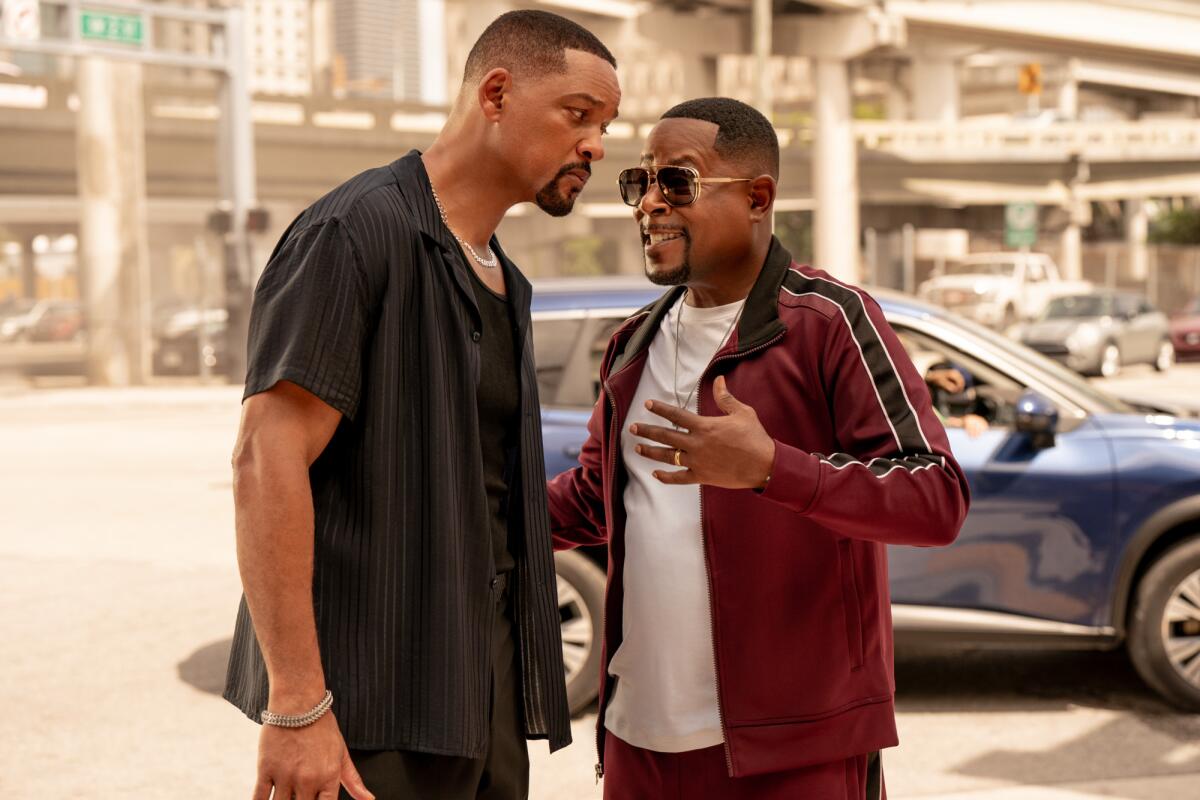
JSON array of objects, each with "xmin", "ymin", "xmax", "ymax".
[{"xmin": 546, "ymin": 98, "xmax": 971, "ymax": 800}]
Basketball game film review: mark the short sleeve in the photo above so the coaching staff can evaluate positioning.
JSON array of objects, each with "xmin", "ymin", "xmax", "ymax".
[{"xmin": 243, "ymin": 219, "xmax": 370, "ymax": 420}]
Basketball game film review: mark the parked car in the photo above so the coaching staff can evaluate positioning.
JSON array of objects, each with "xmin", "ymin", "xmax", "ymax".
[
  {"xmin": 1169, "ymin": 298, "xmax": 1200, "ymax": 361},
  {"xmin": 917, "ymin": 251, "xmax": 1091, "ymax": 330},
  {"xmin": 0, "ymin": 298, "xmax": 49, "ymax": 342},
  {"xmin": 1018, "ymin": 291, "xmax": 1173, "ymax": 377},
  {"xmin": 153, "ymin": 307, "xmax": 228, "ymax": 375},
  {"xmin": 27, "ymin": 300, "xmax": 84, "ymax": 342},
  {"xmin": 535, "ymin": 279, "xmax": 1200, "ymax": 714}
]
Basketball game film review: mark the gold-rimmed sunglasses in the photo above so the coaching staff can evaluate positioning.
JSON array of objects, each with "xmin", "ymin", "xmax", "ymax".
[{"xmin": 617, "ymin": 165, "xmax": 753, "ymax": 207}]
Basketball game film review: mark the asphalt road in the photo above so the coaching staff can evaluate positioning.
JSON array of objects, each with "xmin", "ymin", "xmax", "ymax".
[{"xmin": 2, "ymin": 372, "xmax": 1199, "ymax": 798}]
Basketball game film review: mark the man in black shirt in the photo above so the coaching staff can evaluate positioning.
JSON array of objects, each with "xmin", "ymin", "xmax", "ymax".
[{"xmin": 224, "ymin": 11, "xmax": 620, "ymax": 800}]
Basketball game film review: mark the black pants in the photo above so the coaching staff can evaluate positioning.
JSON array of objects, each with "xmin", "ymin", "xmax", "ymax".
[{"xmin": 340, "ymin": 578, "xmax": 529, "ymax": 800}]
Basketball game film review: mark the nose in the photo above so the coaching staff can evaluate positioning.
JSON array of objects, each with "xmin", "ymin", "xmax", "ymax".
[
  {"xmin": 638, "ymin": 176, "xmax": 670, "ymax": 218},
  {"xmin": 579, "ymin": 134, "xmax": 605, "ymax": 164}
]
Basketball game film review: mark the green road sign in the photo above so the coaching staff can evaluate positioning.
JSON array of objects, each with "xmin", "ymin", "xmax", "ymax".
[
  {"xmin": 80, "ymin": 10, "xmax": 143, "ymax": 46},
  {"xmin": 1005, "ymin": 201, "xmax": 1038, "ymax": 248}
]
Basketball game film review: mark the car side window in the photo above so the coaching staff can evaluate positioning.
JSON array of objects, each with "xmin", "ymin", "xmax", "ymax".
[
  {"xmin": 554, "ymin": 315, "xmax": 627, "ymax": 409},
  {"xmin": 531, "ymin": 316, "xmax": 586, "ymax": 406},
  {"xmin": 894, "ymin": 324, "xmax": 1027, "ymax": 430}
]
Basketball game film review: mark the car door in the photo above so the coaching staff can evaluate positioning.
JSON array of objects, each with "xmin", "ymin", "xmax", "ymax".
[{"xmin": 886, "ymin": 319, "xmax": 1116, "ymax": 628}]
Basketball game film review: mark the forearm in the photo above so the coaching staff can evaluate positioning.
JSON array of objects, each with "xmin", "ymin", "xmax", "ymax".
[{"xmin": 233, "ymin": 440, "xmax": 325, "ymax": 712}]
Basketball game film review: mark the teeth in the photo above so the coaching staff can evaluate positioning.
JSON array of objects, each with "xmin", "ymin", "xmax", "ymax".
[{"xmin": 647, "ymin": 232, "xmax": 682, "ymax": 245}]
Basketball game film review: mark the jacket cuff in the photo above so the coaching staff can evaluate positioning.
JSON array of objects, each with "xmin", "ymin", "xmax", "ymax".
[{"xmin": 758, "ymin": 440, "xmax": 822, "ymax": 514}]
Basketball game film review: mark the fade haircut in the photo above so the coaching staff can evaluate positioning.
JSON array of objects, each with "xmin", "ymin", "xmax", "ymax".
[
  {"xmin": 462, "ymin": 10, "xmax": 617, "ymax": 86},
  {"xmin": 661, "ymin": 97, "xmax": 780, "ymax": 179}
]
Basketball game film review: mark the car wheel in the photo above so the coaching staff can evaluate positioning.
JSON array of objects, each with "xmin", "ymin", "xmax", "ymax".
[
  {"xmin": 1099, "ymin": 343, "xmax": 1121, "ymax": 378},
  {"xmin": 1001, "ymin": 305, "xmax": 1018, "ymax": 332},
  {"xmin": 1154, "ymin": 340, "xmax": 1175, "ymax": 372},
  {"xmin": 1128, "ymin": 536, "xmax": 1200, "ymax": 711},
  {"xmin": 555, "ymin": 549, "xmax": 605, "ymax": 715}
]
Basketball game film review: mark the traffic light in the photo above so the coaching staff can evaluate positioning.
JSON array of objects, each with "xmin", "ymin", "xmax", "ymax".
[{"xmin": 1018, "ymin": 62, "xmax": 1043, "ymax": 96}]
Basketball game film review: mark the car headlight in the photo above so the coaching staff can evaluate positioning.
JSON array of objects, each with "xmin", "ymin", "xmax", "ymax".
[{"xmin": 1066, "ymin": 326, "xmax": 1101, "ymax": 350}]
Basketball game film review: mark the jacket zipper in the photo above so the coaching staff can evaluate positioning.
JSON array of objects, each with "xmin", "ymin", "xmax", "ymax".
[
  {"xmin": 594, "ymin": 339, "xmax": 646, "ymax": 783},
  {"xmin": 697, "ymin": 331, "xmax": 786, "ymax": 776}
]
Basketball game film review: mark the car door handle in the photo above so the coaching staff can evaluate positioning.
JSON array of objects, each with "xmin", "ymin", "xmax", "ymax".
[{"xmin": 563, "ymin": 445, "xmax": 581, "ymax": 459}]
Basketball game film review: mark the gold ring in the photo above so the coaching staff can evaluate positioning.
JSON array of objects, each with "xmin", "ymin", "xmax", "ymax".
[{"xmin": 674, "ymin": 449, "xmax": 683, "ymax": 467}]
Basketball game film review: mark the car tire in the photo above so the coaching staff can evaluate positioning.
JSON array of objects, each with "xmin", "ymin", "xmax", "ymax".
[
  {"xmin": 1154, "ymin": 340, "xmax": 1174, "ymax": 372},
  {"xmin": 555, "ymin": 549, "xmax": 606, "ymax": 716},
  {"xmin": 1098, "ymin": 343, "xmax": 1121, "ymax": 378},
  {"xmin": 1001, "ymin": 305, "xmax": 1018, "ymax": 332},
  {"xmin": 1128, "ymin": 535, "xmax": 1200, "ymax": 712}
]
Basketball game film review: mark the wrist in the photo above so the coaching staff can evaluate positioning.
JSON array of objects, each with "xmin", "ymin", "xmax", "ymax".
[
  {"xmin": 268, "ymin": 684, "xmax": 328, "ymax": 715},
  {"xmin": 752, "ymin": 439, "xmax": 776, "ymax": 491}
]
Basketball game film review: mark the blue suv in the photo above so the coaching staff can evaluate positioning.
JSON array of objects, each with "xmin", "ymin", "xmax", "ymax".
[{"xmin": 533, "ymin": 278, "xmax": 1200, "ymax": 715}]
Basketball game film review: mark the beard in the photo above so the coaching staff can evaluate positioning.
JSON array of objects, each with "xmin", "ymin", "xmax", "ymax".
[
  {"xmin": 644, "ymin": 232, "xmax": 692, "ymax": 286},
  {"xmin": 534, "ymin": 162, "xmax": 590, "ymax": 217}
]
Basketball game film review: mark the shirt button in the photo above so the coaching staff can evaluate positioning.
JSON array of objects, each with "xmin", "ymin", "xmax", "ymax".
[
  {"xmin": 490, "ymin": 577, "xmax": 499, "ymax": 589},
  {"xmin": 472, "ymin": 331, "xmax": 481, "ymax": 342}
]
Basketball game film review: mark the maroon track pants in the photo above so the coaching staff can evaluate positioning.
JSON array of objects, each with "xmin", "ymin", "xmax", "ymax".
[{"xmin": 602, "ymin": 734, "xmax": 885, "ymax": 800}]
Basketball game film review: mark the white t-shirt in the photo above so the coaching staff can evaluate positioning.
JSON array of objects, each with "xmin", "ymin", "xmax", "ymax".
[{"xmin": 604, "ymin": 292, "xmax": 745, "ymax": 753}]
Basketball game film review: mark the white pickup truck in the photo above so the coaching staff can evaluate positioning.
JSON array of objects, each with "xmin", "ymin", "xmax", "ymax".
[{"xmin": 917, "ymin": 251, "xmax": 1092, "ymax": 330}]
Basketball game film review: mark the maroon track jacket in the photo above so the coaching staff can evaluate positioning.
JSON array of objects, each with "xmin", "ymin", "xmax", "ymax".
[{"xmin": 547, "ymin": 238, "xmax": 971, "ymax": 779}]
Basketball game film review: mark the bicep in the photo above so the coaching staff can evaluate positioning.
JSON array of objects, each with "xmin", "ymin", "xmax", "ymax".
[{"xmin": 236, "ymin": 380, "xmax": 343, "ymax": 468}]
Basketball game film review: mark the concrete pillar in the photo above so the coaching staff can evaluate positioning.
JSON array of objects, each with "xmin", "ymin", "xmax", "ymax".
[
  {"xmin": 1060, "ymin": 223, "xmax": 1082, "ymax": 282},
  {"xmin": 911, "ymin": 55, "xmax": 959, "ymax": 122},
  {"xmin": 1058, "ymin": 59, "xmax": 1080, "ymax": 121},
  {"xmin": 76, "ymin": 57, "xmax": 152, "ymax": 386},
  {"xmin": 1126, "ymin": 198, "xmax": 1149, "ymax": 281},
  {"xmin": 812, "ymin": 57, "xmax": 860, "ymax": 282}
]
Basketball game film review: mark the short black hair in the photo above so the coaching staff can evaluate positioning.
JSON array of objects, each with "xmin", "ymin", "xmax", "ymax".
[
  {"xmin": 463, "ymin": 10, "xmax": 616, "ymax": 85},
  {"xmin": 661, "ymin": 97, "xmax": 779, "ymax": 179}
]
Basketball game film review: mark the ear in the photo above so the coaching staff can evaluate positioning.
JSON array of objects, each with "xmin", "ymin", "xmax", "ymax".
[
  {"xmin": 747, "ymin": 175, "xmax": 777, "ymax": 222},
  {"xmin": 476, "ymin": 67, "xmax": 511, "ymax": 123}
]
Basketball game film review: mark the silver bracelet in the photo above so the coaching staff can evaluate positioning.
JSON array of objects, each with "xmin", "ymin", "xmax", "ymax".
[{"xmin": 260, "ymin": 690, "xmax": 334, "ymax": 728}]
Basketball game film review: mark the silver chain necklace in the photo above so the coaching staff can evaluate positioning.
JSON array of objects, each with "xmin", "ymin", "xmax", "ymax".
[
  {"xmin": 672, "ymin": 290, "xmax": 744, "ymax": 428},
  {"xmin": 430, "ymin": 183, "xmax": 499, "ymax": 269}
]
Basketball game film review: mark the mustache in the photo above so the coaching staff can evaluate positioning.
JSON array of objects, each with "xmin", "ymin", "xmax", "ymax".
[{"xmin": 556, "ymin": 162, "xmax": 591, "ymax": 179}]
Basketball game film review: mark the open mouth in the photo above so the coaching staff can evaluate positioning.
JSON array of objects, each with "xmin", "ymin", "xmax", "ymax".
[{"xmin": 642, "ymin": 227, "xmax": 687, "ymax": 258}]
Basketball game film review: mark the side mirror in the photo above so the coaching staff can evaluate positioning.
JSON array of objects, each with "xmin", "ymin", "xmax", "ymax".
[{"xmin": 1015, "ymin": 389, "xmax": 1059, "ymax": 450}]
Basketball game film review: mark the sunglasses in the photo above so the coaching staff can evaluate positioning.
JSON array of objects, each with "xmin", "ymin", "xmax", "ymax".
[{"xmin": 617, "ymin": 165, "xmax": 753, "ymax": 207}]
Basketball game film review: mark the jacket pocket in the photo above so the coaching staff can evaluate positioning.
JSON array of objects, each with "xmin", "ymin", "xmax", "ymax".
[{"xmin": 838, "ymin": 538, "xmax": 865, "ymax": 670}]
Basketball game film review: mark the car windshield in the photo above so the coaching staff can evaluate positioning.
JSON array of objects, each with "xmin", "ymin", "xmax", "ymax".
[
  {"xmin": 1042, "ymin": 295, "xmax": 1111, "ymax": 319},
  {"xmin": 944, "ymin": 261, "xmax": 1016, "ymax": 277}
]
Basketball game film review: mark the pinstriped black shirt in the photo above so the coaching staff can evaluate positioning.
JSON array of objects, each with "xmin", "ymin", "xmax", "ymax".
[{"xmin": 223, "ymin": 151, "xmax": 571, "ymax": 755}]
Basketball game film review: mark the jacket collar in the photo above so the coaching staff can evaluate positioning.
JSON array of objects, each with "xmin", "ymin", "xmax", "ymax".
[
  {"xmin": 388, "ymin": 150, "xmax": 532, "ymax": 336},
  {"xmin": 611, "ymin": 236, "xmax": 793, "ymax": 375}
]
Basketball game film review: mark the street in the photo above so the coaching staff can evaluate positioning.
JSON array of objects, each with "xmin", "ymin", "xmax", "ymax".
[{"xmin": 3, "ymin": 368, "xmax": 1199, "ymax": 798}]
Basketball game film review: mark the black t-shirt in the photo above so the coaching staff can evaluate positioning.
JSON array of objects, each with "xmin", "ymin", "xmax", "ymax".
[{"xmin": 465, "ymin": 264, "xmax": 519, "ymax": 575}]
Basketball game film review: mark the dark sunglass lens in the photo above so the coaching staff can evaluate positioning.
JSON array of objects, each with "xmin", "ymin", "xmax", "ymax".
[
  {"xmin": 618, "ymin": 168, "xmax": 648, "ymax": 206},
  {"xmin": 658, "ymin": 167, "xmax": 696, "ymax": 205}
]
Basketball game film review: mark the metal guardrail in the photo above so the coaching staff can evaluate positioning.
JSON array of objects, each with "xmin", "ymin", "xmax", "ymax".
[{"xmin": 852, "ymin": 120, "xmax": 1200, "ymax": 161}]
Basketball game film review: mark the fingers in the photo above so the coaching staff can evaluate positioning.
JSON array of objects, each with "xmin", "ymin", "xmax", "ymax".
[
  {"xmin": 653, "ymin": 468, "xmax": 700, "ymax": 485},
  {"xmin": 340, "ymin": 751, "xmax": 375, "ymax": 800},
  {"xmin": 644, "ymin": 399, "xmax": 703, "ymax": 429},
  {"xmin": 713, "ymin": 376, "xmax": 745, "ymax": 414},
  {"xmin": 252, "ymin": 776, "xmax": 272, "ymax": 800},
  {"xmin": 635, "ymin": 444, "xmax": 682, "ymax": 466},
  {"xmin": 630, "ymin": 422, "xmax": 688, "ymax": 448},
  {"xmin": 271, "ymin": 783, "xmax": 293, "ymax": 800}
]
